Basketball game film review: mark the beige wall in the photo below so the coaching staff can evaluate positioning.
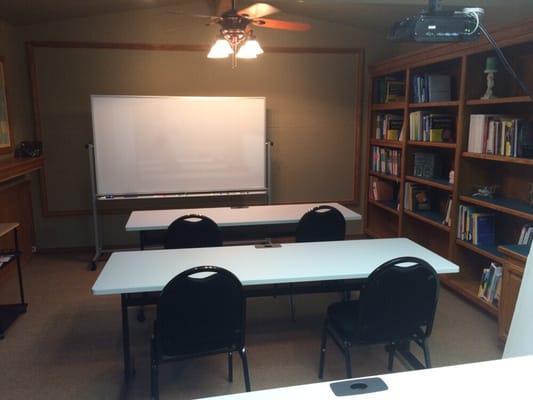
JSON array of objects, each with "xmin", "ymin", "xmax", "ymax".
[{"xmin": 2, "ymin": 4, "xmax": 397, "ymax": 249}]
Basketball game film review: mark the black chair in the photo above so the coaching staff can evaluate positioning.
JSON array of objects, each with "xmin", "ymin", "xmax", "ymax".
[
  {"xmin": 151, "ymin": 266, "xmax": 251, "ymax": 399},
  {"xmin": 288, "ymin": 205, "xmax": 346, "ymax": 320},
  {"xmin": 136, "ymin": 214, "xmax": 223, "ymax": 322},
  {"xmin": 164, "ymin": 214, "xmax": 223, "ymax": 249},
  {"xmin": 295, "ymin": 205, "xmax": 346, "ymax": 243},
  {"xmin": 318, "ymin": 257, "xmax": 439, "ymax": 379}
]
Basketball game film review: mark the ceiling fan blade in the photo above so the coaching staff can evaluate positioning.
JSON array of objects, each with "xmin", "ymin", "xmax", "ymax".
[
  {"xmin": 238, "ymin": 3, "xmax": 280, "ymax": 19},
  {"xmin": 215, "ymin": 0, "xmax": 234, "ymax": 16},
  {"xmin": 253, "ymin": 18, "xmax": 311, "ymax": 32}
]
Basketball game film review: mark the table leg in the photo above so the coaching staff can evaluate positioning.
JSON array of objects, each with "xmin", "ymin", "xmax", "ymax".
[
  {"xmin": 14, "ymin": 229, "xmax": 25, "ymax": 305},
  {"xmin": 121, "ymin": 294, "xmax": 133, "ymax": 380}
]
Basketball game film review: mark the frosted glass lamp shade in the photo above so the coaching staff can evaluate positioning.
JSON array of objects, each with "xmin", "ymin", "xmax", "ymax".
[{"xmin": 207, "ymin": 39, "xmax": 233, "ymax": 58}]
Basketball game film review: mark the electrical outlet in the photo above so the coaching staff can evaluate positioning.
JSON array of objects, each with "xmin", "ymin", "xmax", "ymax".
[{"xmin": 31, "ymin": 246, "xmax": 37, "ymax": 253}]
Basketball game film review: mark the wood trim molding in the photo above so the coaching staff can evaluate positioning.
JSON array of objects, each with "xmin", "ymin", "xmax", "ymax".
[
  {"xmin": 26, "ymin": 40, "xmax": 365, "ymax": 217},
  {"xmin": 0, "ymin": 56, "xmax": 15, "ymax": 156}
]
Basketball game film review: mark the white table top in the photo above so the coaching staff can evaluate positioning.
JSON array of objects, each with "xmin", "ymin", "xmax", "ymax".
[
  {"xmin": 92, "ymin": 238, "xmax": 458, "ymax": 295},
  {"xmin": 125, "ymin": 203, "xmax": 361, "ymax": 231},
  {"xmin": 200, "ymin": 356, "xmax": 533, "ymax": 399}
]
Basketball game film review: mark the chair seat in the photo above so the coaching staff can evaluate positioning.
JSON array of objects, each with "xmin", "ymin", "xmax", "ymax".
[{"xmin": 327, "ymin": 300, "xmax": 360, "ymax": 341}]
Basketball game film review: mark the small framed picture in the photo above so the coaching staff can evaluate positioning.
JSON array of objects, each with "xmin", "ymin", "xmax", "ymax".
[{"xmin": 0, "ymin": 57, "xmax": 13, "ymax": 154}]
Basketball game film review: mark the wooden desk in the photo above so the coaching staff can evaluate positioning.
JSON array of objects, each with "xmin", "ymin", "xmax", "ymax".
[
  {"xmin": 92, "ymin": 238, "xmax": 459, "ymax": 379},
  {"xmin": 125, "ymin": 203, "xmax": 362, "ymax": 246},
  {"xmin": 201, "ymin": 356, "xmax": 533, "ymax": 399}
]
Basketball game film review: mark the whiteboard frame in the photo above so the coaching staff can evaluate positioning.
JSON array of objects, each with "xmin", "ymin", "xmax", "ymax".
[{"xmin": 90, "ymin": 95, "xmax": 268, "ymax": 198}]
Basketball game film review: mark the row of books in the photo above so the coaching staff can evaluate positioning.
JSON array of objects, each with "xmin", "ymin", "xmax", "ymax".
[
  {"xmin": 374, "ymin": 76, "xmax": 405, "ymax": 104},
  {"xmin": 478, "ymin": 262, "xmax": 502, "ymax": 306},
  {"xmin": 409, "ymin": 111, "xmax": 454, "ymax": 142},
  {"xmin": 369, "ymin": 177, "xmax": 397, "ymax": 204},
  {"xmin": 375, "ymin": 114, "xmax": 404, "ymax": 140},
  {"xmin": 518, "ymin": 224, "xmax": 533, "ymax": 246},
  {"xmin": 456, "ymin": 205, "xmax": 495, "ymax": 246},
  {"xmin": 371, "ymin": 146, "xmax": 401, "ymax": 176},
  {"xmin": 404, "ymin": 183, "xmax": 431, "ymax": 212},
  {"xmin": 467, "ymin": 114, "xmax": 533, "ymax": 158},
  {"xmin": 412, "ymin": 73, "xmax": 452, "ymax": 103}
]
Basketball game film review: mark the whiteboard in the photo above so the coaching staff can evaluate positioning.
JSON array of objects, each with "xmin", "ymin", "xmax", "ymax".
[{"xmin": 91, "ymin": 95, "xmax": 266, "ymax": 197}]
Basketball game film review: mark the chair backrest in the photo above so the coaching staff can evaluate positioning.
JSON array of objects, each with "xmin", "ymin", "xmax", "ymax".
[
  {"xmin": 357, "ymin": 257, "xmax": 439, "ymax": 343},
  {"xmin": 164, "ymin": 214, "xmax": 223, "ymax": 249},
  {"xmin": 295, "ymin": 205, "xmax": 346, "ymax": 243},
  {"xmin": 156, "ymin": 266, "xmax": 245, "ymax": 357}
]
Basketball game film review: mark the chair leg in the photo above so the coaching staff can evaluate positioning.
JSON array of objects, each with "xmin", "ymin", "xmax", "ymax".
[
  {"xmin": 137, "ymin": 305, "xmax": 146, "ymax": 322},
  {"xmin": 318, "ymin": 319, "xmax": 328, "ymax": 379},
  {"xmin": 386, "ymin": 343, "xmax": 395, "ymax": 371},
  {"xmin": 421, "ymin": 339, "xmax": 432, "ymax": 368},
  {"xmin": 289, "ymin": 294, "xmax": 296, "ymax": 322},
  {"xmin": 228, "ymin": 352, "xmax": 233, "ymax": 382},
  {"xmin": 239, "ymin": 347, "xmax": 251, "ymax": 392},
  {"xmin": 343, "ymin": 342, "xmax": 352, "ymax": 379},
  {"xmin": 150, "ymin": 340, "xmax": 159, "ymax": 400}
]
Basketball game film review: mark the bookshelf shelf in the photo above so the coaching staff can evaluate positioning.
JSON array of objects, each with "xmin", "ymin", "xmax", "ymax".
[
  {"xmin": 368, "ymin": 199, "xmax": 399, "ymax": 215},
  {"xmin": 370, "ymin": 139, "xmax": 403, "ymax": 149},
  {"xmin": 498, "ymin": 244, "xmax": 530, "ymax": 264},
  {"xmin": 408, "ymin": 101, "xmax": 459, "ymax": 109},
  {"xmin": 404, "ymin": 209, "xmax": 450, "ymax": 232},
  {"xmin": 369, "ymin": 171, "xmax": 401, "ymax": 183},
  {"xmin": 406, "ymin": 175, "xmax": 453, "ymax": 192},
  {"xmin": 456, "ymin": 239, "xmax": 507, "ymax": 265},
  {"xmin": 466, "ymin": 96, "xmax": 532, "ymax": 106},
  {"xmin": 440, "ymin": 274, "xmax": 498, "ymax": 316},
  {"xmin": 408, "ymin": 141, "xmax": 456, "ymax": 149},
  {"xmin": 365, "ymin": 21, "xmax": 533, "ymax": 340},
  {"xmin": 459, "ymin": 195, "xmax": 533, "ymax": 221},
  {"xmin": 462, "ymin": 152, "xmax": 533, "ymax": 166},
  {"xmin": 371, "ymin": 102, "xmax": 406, "ymax": 111}
]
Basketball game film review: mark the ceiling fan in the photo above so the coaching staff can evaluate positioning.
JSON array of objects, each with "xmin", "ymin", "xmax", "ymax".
[{"xmin": 174, "ymin": 1, "xmax": 311, "ymax": 66}]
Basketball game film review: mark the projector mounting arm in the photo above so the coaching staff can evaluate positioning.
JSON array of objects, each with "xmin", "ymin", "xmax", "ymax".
[{"xmin": 428, "ymin": 0, "xmax": 442, "ymax": 14}]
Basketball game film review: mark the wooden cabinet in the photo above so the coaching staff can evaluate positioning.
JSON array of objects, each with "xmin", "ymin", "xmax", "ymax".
[{"xmin": 498, "ymin": 251, "xmax": 526, "ymax": 341}]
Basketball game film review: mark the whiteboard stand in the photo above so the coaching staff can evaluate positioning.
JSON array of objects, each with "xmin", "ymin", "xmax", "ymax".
[
  {"xmin": 88, "ymin": 144, "xmax": 102, "ymax": 271},
  {"xmin": 87, "ymin": 142, "xmax": 273, "ymax": 271}
]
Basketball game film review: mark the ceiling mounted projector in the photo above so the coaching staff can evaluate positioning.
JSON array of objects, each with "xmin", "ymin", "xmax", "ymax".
[{"xmin": 389, "ymin": 0, "xmax": 483, "ymax": 42}]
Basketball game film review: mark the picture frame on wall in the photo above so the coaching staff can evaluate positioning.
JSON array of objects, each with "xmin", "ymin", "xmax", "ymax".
[{"xmin": 0, "ymin": 57, "xmax": 13, "ymax": 154}]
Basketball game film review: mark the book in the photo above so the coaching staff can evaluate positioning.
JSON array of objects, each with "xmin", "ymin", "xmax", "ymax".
[
  {"xmin": 413, "ymin": 152, "xmax": 439, "ymax": 178},
  {"xmin": 385, "ymin": 81, "xmax": 406, "ymax": 103},
  {"xmin": 472, "ymin": 213, "xmax": 495, "ymax": 246},
  {"xmin": 427, "ymin": 74, "xmax": 452, "ymax": 102}
]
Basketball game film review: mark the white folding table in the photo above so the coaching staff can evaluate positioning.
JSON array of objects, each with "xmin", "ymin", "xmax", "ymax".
[
  {"xmin": 200, "ymin": 356, "xmax": 533, "ymax": 399},
  {"xmin": 92, "ymin": 238, "xmax": 459, "ymax": 380},
  {"xmin": 125, "ymin": 202, "xmax": 362, "ymax": 247}
]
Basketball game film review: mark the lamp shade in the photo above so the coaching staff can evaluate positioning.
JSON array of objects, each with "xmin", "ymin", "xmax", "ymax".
[
  {"xmin": 236, "ymin": 39, "xmax": 263, "ymax": 59},
  {"xmin": 207, "ymin": 39, "xmax": 233, "ymax": 59}
]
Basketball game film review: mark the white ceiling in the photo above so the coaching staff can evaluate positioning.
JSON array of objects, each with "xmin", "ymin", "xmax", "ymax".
[{"xmin": 0, "ymin": 0, "xmax": 532, "ymax": 31}]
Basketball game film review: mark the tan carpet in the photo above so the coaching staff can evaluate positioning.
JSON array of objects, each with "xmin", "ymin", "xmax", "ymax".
[{"xmin": 0, "ymin": 253, "xmax": 502, "ymax": 400}]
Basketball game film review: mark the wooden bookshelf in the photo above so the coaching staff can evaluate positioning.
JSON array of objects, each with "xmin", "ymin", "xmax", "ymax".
[
  {"xmin": 365, "ymin": 20, "xmax": 533, "ymax": 341},
  {"xmin": 368, "ymin": 199, "xmax": 399, "ymax": 215},
  {"xmin": 462, "ymin": 152, "xmax": 533, "ymax": 166},
  {"xmin": 404, "ymin": 209, "xmax": 450, "ymax": 232},
  {"xmin": 460, "ymin": 195, "xmax": 533, "ymax": 221},
  {"xmin": 408, "ymin": 100, "xmax": 459, "ymax": 109},
  {"xmin": 372, "ymin": 102, "xmax": 406, "ymax": 111},
  {"xmin": 370, "ymin": 139, "xmax": 403, "ymax": 149},
  {"xmin": 466, "ymin": 96, "xmax": 532, "ymax": 106},
  {"xmin": 406, "ymin": 175, "xmax": 453, "ymax": 192},
  {"xmin": 369, "ymin": 171, "xmax": 401, "ymax": 183},
  {"xmin": 408, "ymin": 141, "xmax": 456, "ymax": 149}
]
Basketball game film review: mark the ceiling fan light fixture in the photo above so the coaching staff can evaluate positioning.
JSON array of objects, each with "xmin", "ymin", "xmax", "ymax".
[
  {"xmin": 207, "ymin": 38, "xmax": 233, "ymax": 58},
  {"xmin": 236, "ymin": 40, "xmax": 261, "ymax": 59}
]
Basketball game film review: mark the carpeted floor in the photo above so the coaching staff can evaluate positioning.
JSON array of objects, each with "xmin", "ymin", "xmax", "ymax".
[{"xmin": 0, "ymin": 253, "xmax": 502, "ymax": 400}]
